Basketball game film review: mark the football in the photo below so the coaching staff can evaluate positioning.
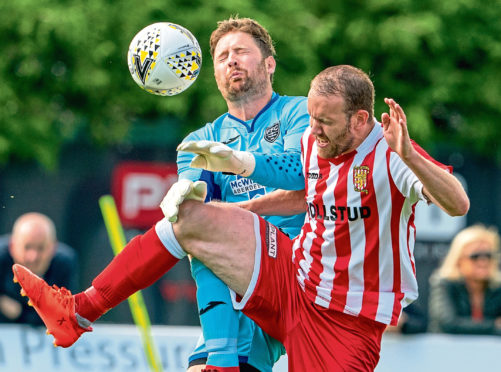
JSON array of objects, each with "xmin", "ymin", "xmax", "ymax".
[{"xmin": 127, "ymin": 22, "xmax": 202, "ymax": 96}]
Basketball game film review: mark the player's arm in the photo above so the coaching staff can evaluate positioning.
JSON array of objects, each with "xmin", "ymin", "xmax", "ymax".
[
  {"xmin": 237, "ymin": 189, "xmax": 306, "ymax": 216},
  {"xmin": 178, "ymin": 141, "xmax": 305, "ymax": 190},
  {"xmin": 406, "ymin": 152, "xmax": 468, "ymax": 216},
  {"xmin": 250, "ymin": 152, "xmax": 304, "ymax": 190},
  {"xmin": 381, "ymin": 98, "xmax": 469, "ymax": 216}
]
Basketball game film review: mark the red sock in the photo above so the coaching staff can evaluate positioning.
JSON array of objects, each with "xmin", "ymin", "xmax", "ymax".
[
  {"xmin": 75, "ymin": 226, "xmax": 179, "ymax": 321},
  {"xmin": 203, "ymin": 367, "xmax": 240, "ymax": 372},
  {"xmin": 74, "ymin": 287, "xmax": 109, "ymax": 322}
]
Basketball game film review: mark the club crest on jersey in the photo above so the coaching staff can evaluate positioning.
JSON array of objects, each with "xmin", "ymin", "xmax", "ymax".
[
  {"xmin": 353, "ymin": 165, "xmax": 370, "ymax": 194},
  {"xmin": 264, "ymin": 121, "xmax": 280, "ymax": 143}
]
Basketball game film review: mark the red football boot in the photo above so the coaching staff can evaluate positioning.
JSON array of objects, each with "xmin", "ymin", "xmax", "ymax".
[{"xmin": 12, "ymin": 264, "xmax": 92, "ymax": 347}]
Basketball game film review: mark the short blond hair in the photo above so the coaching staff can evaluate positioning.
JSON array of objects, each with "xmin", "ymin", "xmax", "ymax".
[{"xmin": 438, "ymin": 224, "xmax": 500, "ymax": 280}]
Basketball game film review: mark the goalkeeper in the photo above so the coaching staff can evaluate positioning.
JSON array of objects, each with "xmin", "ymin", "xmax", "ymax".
[{"xmin": 177, "ymin": 17, "xmax": 308, "ymax": 372}]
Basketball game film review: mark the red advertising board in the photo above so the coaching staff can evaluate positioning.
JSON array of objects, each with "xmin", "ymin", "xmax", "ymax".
[{"xmin": 112, "ymin": 161, "xmax": 178, "ymax": 229}]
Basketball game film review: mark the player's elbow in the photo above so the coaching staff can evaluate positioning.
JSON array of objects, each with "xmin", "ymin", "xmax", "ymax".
[
  {"xmin": 458, "ymin": 198, "xmax": 470, "ymax": 216},
  {"xmin": 448, "ymin": 195, "xmax": 470, "ymax": 217}
]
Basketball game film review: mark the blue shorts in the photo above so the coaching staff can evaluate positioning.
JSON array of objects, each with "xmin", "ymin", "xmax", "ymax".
[{"xmin": 188, "ymin": 312, "xmax": 285, "ymax": 372}]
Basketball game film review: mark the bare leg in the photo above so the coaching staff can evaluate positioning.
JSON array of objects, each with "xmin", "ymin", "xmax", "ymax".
[
  {"xmin": 10, "ymin": 198, "xmax": 257, "ymax": 350},
  {"xmin": 174, "ymin": 200, "xmax": 256, "ymax": 296}
]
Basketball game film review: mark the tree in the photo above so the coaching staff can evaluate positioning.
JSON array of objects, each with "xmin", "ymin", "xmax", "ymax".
[{"xmin": 0, "ymin": 0, "xmax": 499, "ymax": 167}]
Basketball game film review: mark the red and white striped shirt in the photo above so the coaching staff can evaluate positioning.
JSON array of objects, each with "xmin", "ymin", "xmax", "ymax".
[{"xmin": 292, "ymin": 124, "xmax": 450, "ymax": 325}]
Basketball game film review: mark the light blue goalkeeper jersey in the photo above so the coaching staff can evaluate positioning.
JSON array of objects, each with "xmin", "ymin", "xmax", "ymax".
[
  {"xmin": 177, "ymin": 92, "xmax": 307, "ymax": 237},
  {"xmin": 177, "ymin": 92, "xmax": 308, "ymax": 371}
]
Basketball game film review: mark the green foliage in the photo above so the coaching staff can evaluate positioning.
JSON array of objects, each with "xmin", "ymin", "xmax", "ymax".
[{"xmin": 0, "ymin": 0, "xmax": 499, "ymax": 167}]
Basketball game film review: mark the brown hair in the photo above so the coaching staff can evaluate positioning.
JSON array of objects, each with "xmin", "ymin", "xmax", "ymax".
[
  {"xmin": 310, "ymin": 65, "xmax": 375, "ymax": 123},
  {"xmin": 210, "ymin": 16, "xmax": 276, "ymax": 59}
]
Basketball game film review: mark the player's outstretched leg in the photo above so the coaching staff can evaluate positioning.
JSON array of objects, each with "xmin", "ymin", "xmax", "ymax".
[
  {"xmin": 12, "ymin": 221, "xmax": 184, "ymax": 347},
  {"xmin": 12, "ymin": 264, "xmax": 92, "ymax": 347}
]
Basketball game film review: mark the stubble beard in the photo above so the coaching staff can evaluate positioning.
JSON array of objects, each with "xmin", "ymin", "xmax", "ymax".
[
  {"xmin": 318, "ymin": 121, "xmax": 354, "ymax": 159},
  {"xmin": 222, "ymin": 61, "xmax": 269, "ymax": 103}
]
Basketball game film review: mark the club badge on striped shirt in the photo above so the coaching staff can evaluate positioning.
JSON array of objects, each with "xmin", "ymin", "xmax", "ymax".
[
  {"xmin": 265, "ymin": 223, "xmax": 277, "ymax": 258},
  {"xmin": 353, "ymin": 165, "xmax": 370, "ymax": 194}
]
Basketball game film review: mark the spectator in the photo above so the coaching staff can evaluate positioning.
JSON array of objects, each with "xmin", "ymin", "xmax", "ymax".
[
  {"xmin": 0, "ymin": 212, "xmax": 78, "ymax": 325},
  {"xmin": 428, "ymin": 224, "xmax": 501, "ymax": 335}
]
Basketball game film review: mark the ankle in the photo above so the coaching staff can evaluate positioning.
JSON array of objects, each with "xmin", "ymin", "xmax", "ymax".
[{"xmin": 74, "ymin": 287, "xmax": 110, "ymax": 322}]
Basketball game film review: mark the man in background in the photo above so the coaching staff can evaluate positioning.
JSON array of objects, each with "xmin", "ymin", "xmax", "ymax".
[{"xmin": 0, "ymin": 212, "xmax": 78, "ymax": 324}]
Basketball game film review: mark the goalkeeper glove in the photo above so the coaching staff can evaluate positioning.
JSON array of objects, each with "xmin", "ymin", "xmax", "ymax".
[
  {"xmin": 160, "ymin": 179, "xmax": 207, "ymax": 222},
  {"xmin": 177, "ymin": 140, "xmax": 256, "ymax": 176}
]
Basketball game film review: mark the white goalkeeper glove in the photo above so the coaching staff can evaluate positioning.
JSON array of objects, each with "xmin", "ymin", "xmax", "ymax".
[
  {"xmin": 160, "ymin": 179, "xmax": 207, "ymax": 223},
  {"xmin": 177, "ymin": 140, "xmax": 256, "ymax": 177}
]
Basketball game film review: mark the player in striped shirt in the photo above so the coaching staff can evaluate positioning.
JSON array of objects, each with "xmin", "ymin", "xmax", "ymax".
[{"xmin": 12, "ymin": 65, "xmax": 469, "ymax": 371}]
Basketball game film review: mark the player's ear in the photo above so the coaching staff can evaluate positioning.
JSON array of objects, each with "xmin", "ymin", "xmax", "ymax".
[
  {"xmin": 265, "ymin": 56, "xmax": 276, "ymax": 74},
  {"xmin": 354, "ymin": 109, "xmax": 369, "ymax": 128}
]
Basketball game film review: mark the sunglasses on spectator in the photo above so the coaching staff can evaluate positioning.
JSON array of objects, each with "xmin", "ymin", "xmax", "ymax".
[{"xmin": 468, "ymin": 252, "xmax": 494, "ymax": 261}]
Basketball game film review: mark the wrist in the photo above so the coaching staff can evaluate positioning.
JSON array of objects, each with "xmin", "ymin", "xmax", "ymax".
[
  {"xmin": 400, "ymin": 146, "xmax": 421, "ymax": 166},
  {"xmin": 236, "ymin": 199, "xmax": 253, "ymax": 211}
]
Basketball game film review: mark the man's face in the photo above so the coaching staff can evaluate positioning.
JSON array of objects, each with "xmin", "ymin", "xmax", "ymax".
[
  {"xmin": 307, "ymin": 93, "xmax": 356, "ymax": 159},
  {"xmin": 213, "ymin": 31, "xmax": 274, "ymax": 102},
  {"xmin": 10, "ymin": 223, "xmax": 55, "ymax": 276}
]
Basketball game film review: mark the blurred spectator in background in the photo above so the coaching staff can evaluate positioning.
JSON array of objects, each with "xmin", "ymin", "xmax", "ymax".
[
  {"xmin": 385, "ymin": 302, "xmax": 428, "ymax": 335},
  {"xmin": 0, "ymin": 212, "xmax": 78, "ymax": 325},
  {"xmin": 429, "ymin": 224, "xmax": 501, "ymax": 335}
]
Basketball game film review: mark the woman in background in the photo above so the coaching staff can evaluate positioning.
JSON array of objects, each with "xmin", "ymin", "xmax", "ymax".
[{"xmin": 429, "ymin": 224, "xmax": 501, "ymax": 335}]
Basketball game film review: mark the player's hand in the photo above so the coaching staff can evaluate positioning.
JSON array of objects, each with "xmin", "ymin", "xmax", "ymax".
[
  {"xmin": 177, "ymin": 140, "xmax": 256, "ymax": 176},
  {"xmin": 160, "ymin": 179, "xmax": 207, "ymax": 222},
  {"xmin": 381, "ymin": 98, "xmax": 414, "ymax": 161}
]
